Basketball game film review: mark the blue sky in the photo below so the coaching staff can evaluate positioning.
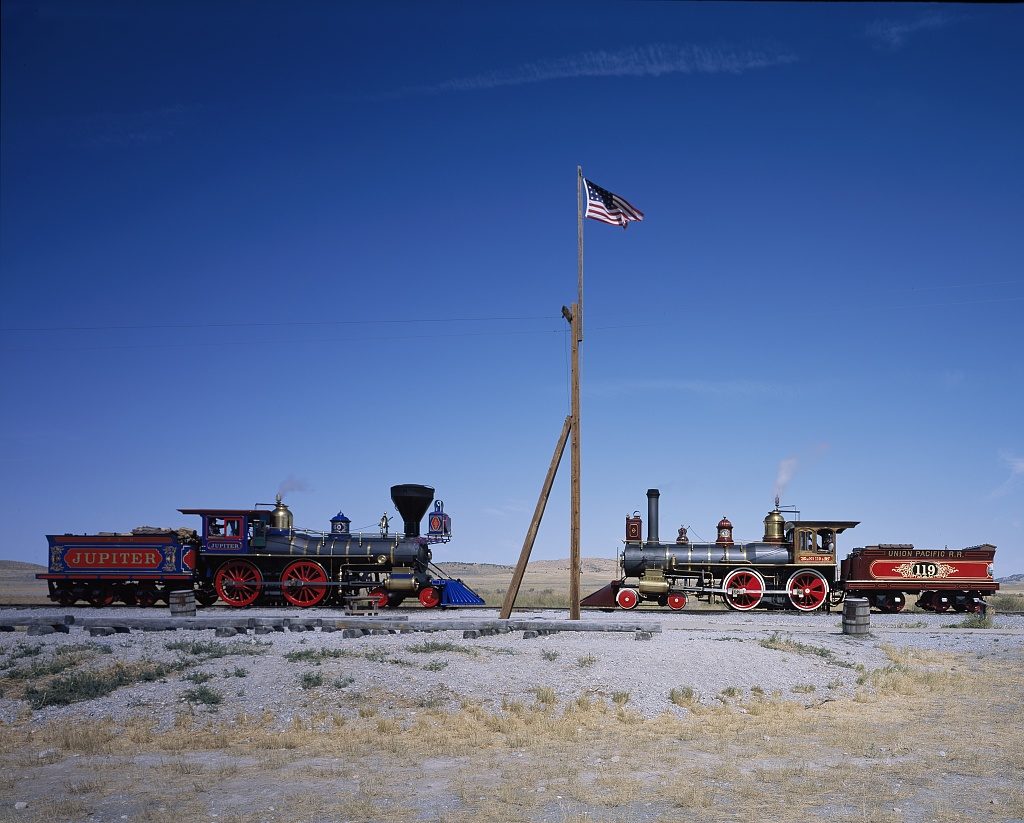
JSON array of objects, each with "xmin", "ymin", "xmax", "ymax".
[{"xmin": 2, "ymin": 1, "xmax": 1022, "ymax": 575}]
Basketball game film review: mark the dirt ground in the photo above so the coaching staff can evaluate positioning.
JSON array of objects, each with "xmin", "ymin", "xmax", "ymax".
[{"xmin": 1, "ymin": 621, "xmax": 1022, "ymax": 823}]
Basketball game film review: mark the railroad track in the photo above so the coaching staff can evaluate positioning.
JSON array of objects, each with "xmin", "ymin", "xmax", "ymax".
[{"xmin": 3, "ymin": 603, "xmax": 1022, "ymax": 616}]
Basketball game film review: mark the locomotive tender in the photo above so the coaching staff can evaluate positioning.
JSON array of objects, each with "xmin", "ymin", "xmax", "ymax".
[
  {"xmin": 38, "ymin": 484, "xmax": 483, "ymax": 609},
  {"xmin": 582, "ymin": 489, "xmax": 997, "ymax": 613}
]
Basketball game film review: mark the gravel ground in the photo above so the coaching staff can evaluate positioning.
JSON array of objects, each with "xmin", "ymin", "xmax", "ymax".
[{"xmin": 2, "ymin": 606, "xmax": 1022, "ymax": 727}]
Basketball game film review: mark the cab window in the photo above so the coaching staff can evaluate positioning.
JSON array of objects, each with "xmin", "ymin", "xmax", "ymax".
[{"xmin": 208, "ymin": 517, "xmax": 241, "ymax": 538}]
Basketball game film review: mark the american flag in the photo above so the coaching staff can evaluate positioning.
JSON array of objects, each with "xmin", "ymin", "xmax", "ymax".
[{"xmin": 584, "ymin": 178, "xmax": 644, "ymax": 228}]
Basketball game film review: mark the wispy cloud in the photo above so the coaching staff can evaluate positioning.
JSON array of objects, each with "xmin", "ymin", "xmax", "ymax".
[
  {"xmin": 992, "ymin": 451, "xmax": 1024, "ymax": 498},
  {"xmin": 380, "ymin": 43, "xmax": 796, "ymax": 99},
  {"xmin": 940, "ymin": 369, "xmax": 966, "ymax": 390},
  {"xmin": 481, "ymin": 500, "xmax": 531, "ymax": 519},
  {"xmin": 865, "ymin": 12, "xmax": 953, "ymax": 51}
]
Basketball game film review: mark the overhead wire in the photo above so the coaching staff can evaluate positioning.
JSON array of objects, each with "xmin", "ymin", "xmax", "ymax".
[{"xmin": 0, "ymin": 314, "xmax": 557, "ymax": 333}]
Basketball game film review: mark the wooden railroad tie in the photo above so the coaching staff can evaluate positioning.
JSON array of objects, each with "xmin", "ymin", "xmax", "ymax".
[{"xmin": 343, "ymin": 596, "xmax": 380, "ymax": 617}]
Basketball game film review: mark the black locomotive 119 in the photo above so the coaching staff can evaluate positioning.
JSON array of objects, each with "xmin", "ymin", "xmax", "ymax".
[
  {"xmin": 39, "ymin": 484, "xmax": 483, "ymax": 609},
  {"xmin": 582, "ymin": 489, "xmax": 998, "ymax": 613}
]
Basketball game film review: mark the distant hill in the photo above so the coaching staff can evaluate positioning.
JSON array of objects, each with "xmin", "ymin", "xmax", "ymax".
[
  {"xmin": 0, "ymin": 559, "xmax": 49, "ymax": 604},
  {"xmin": 997, "ymin": 573, "xmax": 1024, "ymax": 584},
  {"xmin": 0, "ymin": 560, "xmax": 47, "ymax": 573}
]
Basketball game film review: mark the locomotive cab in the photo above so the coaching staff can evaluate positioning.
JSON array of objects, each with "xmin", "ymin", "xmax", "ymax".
[{"xmin": 787, "ymin": 521, "xmax": 858, "ymax": 565}]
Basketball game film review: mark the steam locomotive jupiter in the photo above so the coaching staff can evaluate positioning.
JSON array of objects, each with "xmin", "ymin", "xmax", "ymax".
[
  {"xmin": 38, "ymin": 484, "xmax": 483, "ymax": 609},
  {"xmin": 582, "ymin": 489, "xmax": 998, "ymax": 613}
]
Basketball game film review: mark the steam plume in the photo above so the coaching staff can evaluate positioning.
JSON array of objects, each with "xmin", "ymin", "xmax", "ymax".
[
  {"xmin": 277, "ymin": 474, "xmax": 311, "ymax": 499},
  {"xmin": 774, "ymin": 457, "xmax": 799, "ymax": 499},
  {"xmin": 773, "ymin": 443, "xmax": 830, "ymax": 501}
]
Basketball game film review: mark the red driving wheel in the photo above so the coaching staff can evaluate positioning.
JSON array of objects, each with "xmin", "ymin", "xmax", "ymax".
[
  {"xmin": 787, "ymin": 570, "xmax": 829, "ymax": 612},
  {"xmin": 722, "ymin": 569, "xmax": 765, "ymax": 611},
  {"xmin": 369, "ymin": 587, "xmax": 391, "ymax": 609},
  {"xmin": 214, "ymin": 560, "xmax": 264, "ymax": 608},
  {"xmin": 279, "ymin": 560, "xmax": 328, "ymax": 608}
]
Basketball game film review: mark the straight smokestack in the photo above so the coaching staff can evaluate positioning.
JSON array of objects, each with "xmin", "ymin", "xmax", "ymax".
[{"xmin": 646, "ymin": 488, "xmax": 660, "ymax": 545}]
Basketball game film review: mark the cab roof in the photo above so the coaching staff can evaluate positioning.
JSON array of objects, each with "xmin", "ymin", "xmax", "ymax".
[
  {"xmin": 178, "ymin": 509, "xmax": 267, "ymax": 517},
  {"xmin": 785, "ymin": 520, "xmax": 860, "ymax": 532}
]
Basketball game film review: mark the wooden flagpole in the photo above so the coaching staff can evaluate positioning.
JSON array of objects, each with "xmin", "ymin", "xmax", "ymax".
[{"xmin": 569, "ymin": 166, "xmax": 584, "ymax": 620}]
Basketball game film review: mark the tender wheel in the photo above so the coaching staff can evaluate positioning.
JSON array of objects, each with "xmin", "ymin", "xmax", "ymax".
[
  {"xmin": 135, "ymin": 587, "xmax": 159, "ymax": 608},
  {"xmin": 786, "ymin": 569, "xmax": 829, "ymax": 612},
  {"xmin": 878, "ymin": 593, "xmax": 906, "ymax": 614},
  {"xmin": 418, "ymin": 586, "xmax": 442, "ymax": 608},
  {"xmin": 279, "ymin": 560, "xmax": 328, "ymax": 608},
  {"xmin": 214, "ymin": 560, "xmax": 264, "ymax": 608},
  {"xmin": 722, "ymin": 569, "xmax": 765, "ymax": 611},
  {"xmin": 916, "ymin": 591, "xmax": 935, "ymax": 612},
  {"xmin": 667, "ymin": 593, "xmax": 687, "ymax": 611},
  {"xmin": 932, "ymin": 592, "xmax": 951, "ymax": 612},
  {"xmin": 615, "ymin": 587, "xmax": 639, "ymax": 610},
  {"xmin": 56, "ymin": 587, "xmax": 77, "ymax": 607},
  {"xmin": 195, "ymin": 587, "xmax": 219, "ymax": 607},
  {"xmin": 87, "ymin": 586, "xmax": 115, "ymax": 607},
  {"xmin": 368, "ymin": 587, "xmax": 391, "ymax": 609}
]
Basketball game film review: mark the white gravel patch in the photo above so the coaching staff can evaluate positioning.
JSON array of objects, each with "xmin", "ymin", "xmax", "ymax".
[{"xmin": 2, "ymin": 606, "xmax": 1021, "ymax": 726}]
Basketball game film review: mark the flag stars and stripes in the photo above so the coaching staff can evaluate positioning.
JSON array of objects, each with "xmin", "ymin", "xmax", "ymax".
[{"xmin": 584, "ymin": 178, "xmax": 644, "ymax": 228}]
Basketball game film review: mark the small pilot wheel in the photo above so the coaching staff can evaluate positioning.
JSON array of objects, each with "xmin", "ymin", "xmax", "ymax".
[
  {"xmin": 615, "ymin": 588, "xmax": 640, "ymax": 610},
  {"xmin": 667, "ymin": 593, "xmax": 687, "ymax": 611},
  {"xmin": 369, "ymin": 587, "xmax": 391, "ymax": 609}
]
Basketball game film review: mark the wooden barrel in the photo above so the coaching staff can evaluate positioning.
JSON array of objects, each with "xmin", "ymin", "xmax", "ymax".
[
  {"xmin": 842, "ymin": 597, "xmax": 870, "ymax": 636},
  {"xmin": 169, "ymin": 590, "xmax": 196, "ymax": 617}
]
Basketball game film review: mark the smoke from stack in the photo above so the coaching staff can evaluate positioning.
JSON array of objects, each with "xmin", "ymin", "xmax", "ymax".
[
  {"xmin": 773, "ymin": 443, "xmax": 830, "ymax": 501},
  {"xmin": 277, "ymin": 474, "xmax": 311, "ymax": 498}
]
